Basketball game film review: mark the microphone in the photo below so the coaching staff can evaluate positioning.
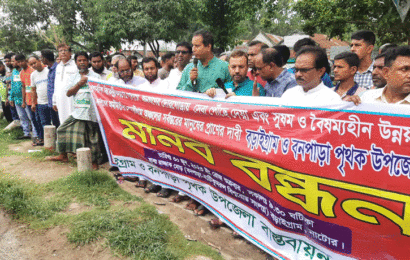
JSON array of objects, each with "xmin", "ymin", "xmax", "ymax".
[
  {"xmin": 193, "ymin": 58, "xmax": 198, "ymax": 88},
  {"xmin": 215, "ymin": 78, "xmax": 228, "ymax": 94}
]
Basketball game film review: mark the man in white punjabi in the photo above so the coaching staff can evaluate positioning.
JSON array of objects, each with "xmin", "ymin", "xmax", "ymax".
[
  {"xmin": 281, "ymin": 46, "xmax": 342, "ymax": 104},
  {"xmin": 46, "ymin": 52, "xmax": 101, "ymax": 169}
]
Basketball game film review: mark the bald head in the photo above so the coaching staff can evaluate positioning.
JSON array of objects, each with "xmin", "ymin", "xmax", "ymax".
[{"xmin": 116, "ymin": 59, "xmax": 133, "ymax": 82}]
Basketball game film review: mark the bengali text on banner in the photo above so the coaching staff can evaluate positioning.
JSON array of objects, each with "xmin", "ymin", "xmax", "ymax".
[{"xmin": 89, "ymin": 78, "xmax": 410, "ymax": 260}]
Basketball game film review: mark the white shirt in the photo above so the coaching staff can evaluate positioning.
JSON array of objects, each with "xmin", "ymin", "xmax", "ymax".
[
  {"xmin": 167, "ymin": 68, "xmax": 183, "ymax": 91},
  {"xmin": 93, "ymin": 67, "xmax": 111, "ymax": 81},
  {"xmin": 30, "ymin": 67, "xmax": 49, "ymax": 105},
  {"xmin": 120, "ymin": 76, "xmax": 149, "ymax": 88},
  {"xmin": 360, "ymin": 86, "xmax": 410, "ymax": 105},
  {"xmin": 65, "ymin": 70, "xmax": 100, "ymax": 122},
  {"xmin": 148, "ymin": 78, "xmax": 169, "ymax": 90},
  {"xmin": 53, "ymin": 59, "xmax": 78, "ymax": 124},
  {"xmin": 281, "ymin": 82, "xmax": 342, "ymax": 105}
]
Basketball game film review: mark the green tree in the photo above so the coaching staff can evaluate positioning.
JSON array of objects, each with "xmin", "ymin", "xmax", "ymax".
[
  {"xmin": 259, "ymin": 0, "xmax": 302, "ymax": 36},
  {"xmin": 197, "ymin": 0, "xmax": 263, "ymax": 50},
  {"xmin": 98, "ymin": 0, "xmax": 195, "ymax": 57},
  {"xmin": 294, "ymin": 0, "xmax": 410, "ymax": 44}
]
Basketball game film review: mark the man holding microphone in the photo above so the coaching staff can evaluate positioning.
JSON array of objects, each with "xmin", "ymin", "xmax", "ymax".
[{"xmin": 177, "ymin": 29, "xmax": 230, "ymax": 98}]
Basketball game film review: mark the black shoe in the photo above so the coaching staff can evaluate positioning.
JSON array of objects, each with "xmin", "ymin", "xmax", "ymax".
[
  {"xmin": 109, "ymin": 166, "xmax": 119, "ymax": 172},
  {"xmin": 16, "ymin": 135, "xmax": 31, "ymax": 140}
]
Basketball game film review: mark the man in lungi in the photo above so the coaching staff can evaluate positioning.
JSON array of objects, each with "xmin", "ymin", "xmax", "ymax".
[{"xmin": 46, "ymin": 52, "xmax": 101, "ymax": 169}]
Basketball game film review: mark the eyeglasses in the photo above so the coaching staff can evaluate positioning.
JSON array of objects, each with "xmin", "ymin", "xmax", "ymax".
[
  {"xmin": 255, "ymin": 65, "xmax": 268, "ymax": 71},
  {"xmin": 175, "ymin": 50, "xmax": 190, "ymax": 55},
  {"xmin": 294, "ymin": 67, "xmax": 316, "ymax": 73},
  {"xmin": 119, "ymin": 69, "xmax": 132, "ymax": 75},
  {"xmin": 58, "ymin": 49, "xmax": 70, "ymax": 53}
]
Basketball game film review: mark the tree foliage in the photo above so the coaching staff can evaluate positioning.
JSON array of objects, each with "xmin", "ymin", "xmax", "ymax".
[
  {"xmin": 197, "ymin": 0, "xmax": 264, "ymax": 50},
  {"xmin": 294, "ymin": 0, "xmax": 410, "ymax": 44},
  {"xmin": 99, "ymin": 0, "xmax": 195, "ymax": 57},
  {"xmin": 1, "ymin": 0, "xmax": 307, "ymax": 55},
  {"xmin": 0, "ymin": 0, "xmax": 195, "ymax": 54}
]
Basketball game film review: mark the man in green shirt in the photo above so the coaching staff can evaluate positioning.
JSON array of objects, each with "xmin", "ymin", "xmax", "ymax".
[{"xmin": 177, "ymin": 29, "xmax": 230, "ymax": 97}]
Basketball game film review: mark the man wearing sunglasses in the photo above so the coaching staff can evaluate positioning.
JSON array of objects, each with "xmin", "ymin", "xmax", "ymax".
[
  {"xmin": 281, "ymin": 46, "xmax": 341, "ymax": 104},
  {"xmin": 167, "ymin": 42, "xmax": 192, "ymax": 90}
]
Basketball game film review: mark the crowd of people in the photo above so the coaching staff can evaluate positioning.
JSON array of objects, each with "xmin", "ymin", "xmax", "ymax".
[{"xmin": 1, "ymin": 28, "xmax": 409, "ymax": 259}]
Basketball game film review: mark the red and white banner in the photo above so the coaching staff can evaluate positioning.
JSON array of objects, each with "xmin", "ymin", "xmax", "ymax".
[{"xmin": 90, "ymin": 78, "xmax": 410, "ymax": 260}]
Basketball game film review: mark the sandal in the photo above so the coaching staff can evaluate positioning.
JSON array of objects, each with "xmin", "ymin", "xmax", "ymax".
[
  {"xmin": 135, "ymin": 180, "xmax": 147, "ymax": 188},
  {"xmin": 185, "ymin": 199, "xmax": 199, "ymax": 211},
  {"xmin": 124, "ymin": 177, "xmax": 139, "ymax": 183},
  {"xmin": 194, "ymin": 204, "xmax": 208, "ymax": 216},
  {"xmin": 32, "ymin": 138, "xmax": 44, "ymax": 146},
  {"xmin": 144, "ymin": 184, "xmax": 161, "ymax": 193},
  {"xmin": 170, "ymin": 194, "xmax": 189, "ymax": 203},
  {"xmin": 157, "ymin": 188, "xmax": 172, "ymax": 198},
  {"xmin": 46, "ymin": 155, "xmax": 69, "ymax": 162},
  {"xmin": 232, "ymin": 231, "xmax": 242, "ymax": 239},
  {"xmin": 209, "ymin": 218, "xmax": 225, "ymax": 229}
]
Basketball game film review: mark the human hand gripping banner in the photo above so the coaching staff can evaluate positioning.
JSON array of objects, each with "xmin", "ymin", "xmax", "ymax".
[{"xmin": 89, "ymin": 78, "xmax": 410, "ymax": 260}]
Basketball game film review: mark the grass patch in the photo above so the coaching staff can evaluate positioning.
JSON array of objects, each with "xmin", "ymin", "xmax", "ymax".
[
  {"xmin": 47, "ymin": 170, "xmax": 139, "ymax": 208},
  {"xmin": 0, "ymin": 177, "xmax": 70, "ymax": 222},
  {"xmin": 0, "ymin": 119, "xmax": 25, "ymax": 156},
  {"xmin": 0, "ymin": 172, "xmax": 223, "ymax": 260},
  {"xmin": 68, "ymin": 204, "xmax": 223, "ymax": 260}
]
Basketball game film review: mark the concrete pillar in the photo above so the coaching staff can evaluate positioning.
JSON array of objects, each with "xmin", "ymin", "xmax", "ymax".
[
  {"xmin": 77, "ymin": 147, "xmax": 92, "ymax": 172},
  {"xmin": 44, "ymin": 125, "xmax": 56, "ymax": 150}
]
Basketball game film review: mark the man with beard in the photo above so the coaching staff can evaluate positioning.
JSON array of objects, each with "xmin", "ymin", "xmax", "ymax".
[
  {"xmin": 46, "ymin": 52, "xmax": 101, "ymax": 169},
  {"xmin": 142, "ymin": 57, "xmax": 168, "ymax": 89},
  {"xmin": 177, "ymin": 29, "xmax": 230, "ymax": 98},
  {"xmin": 224, "ymin": 50, "xmax": 265, "ymax": 98},
  {"xmin": 281, "ymin": 46, "xmax": 341, "ymax": 104},
  {"xmin": 90, "ymin": 52, "xmax": 110, "ymax": 80},
  {"xmin": 168, "ymin": 42, "xmax": 193, "ymax": 90},
  {"xmin": 254, "ymin": 48, "xmax": 296, "ymax": 97},
  {"xmin": 54, "ymin": 43, "xmax": 78, "ymax": 124},
  {"xmin": 115, "ymin": 59, "xmax": 148, "ymax": 87}
]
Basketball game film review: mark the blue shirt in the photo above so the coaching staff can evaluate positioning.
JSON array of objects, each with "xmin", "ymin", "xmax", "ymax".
[
  {"xmin": 225, "ymin": 77, "xmax": 265, "ymax": 96},
  {"xmin": 177, "ymin": 56, "xmax": 231, "ymax": 93},
  {"xmin": 47, "ymin": 62, "xmax": 58, "ymax": 108},
  {"xmin": 264, "ymin": 69, "xmax": 297, "ymax": 97},
  {"xmin": 354, "ymin": 61, "xmax": 374, "ymax": 89}
]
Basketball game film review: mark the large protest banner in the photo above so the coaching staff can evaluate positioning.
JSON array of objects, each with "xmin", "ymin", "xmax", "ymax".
[{"xmin": 89, "ymin": 78, "xmax": 410, "ymax": 260}]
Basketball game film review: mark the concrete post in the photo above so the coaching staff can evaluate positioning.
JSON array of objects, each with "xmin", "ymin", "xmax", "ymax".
[
  {"xmin": 43, "ymin": 125, "xmax": 56, "ymax": 150},
  {"xmin": 77, "ymin": 147, "xmax": 92, "ymax": 172}
]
